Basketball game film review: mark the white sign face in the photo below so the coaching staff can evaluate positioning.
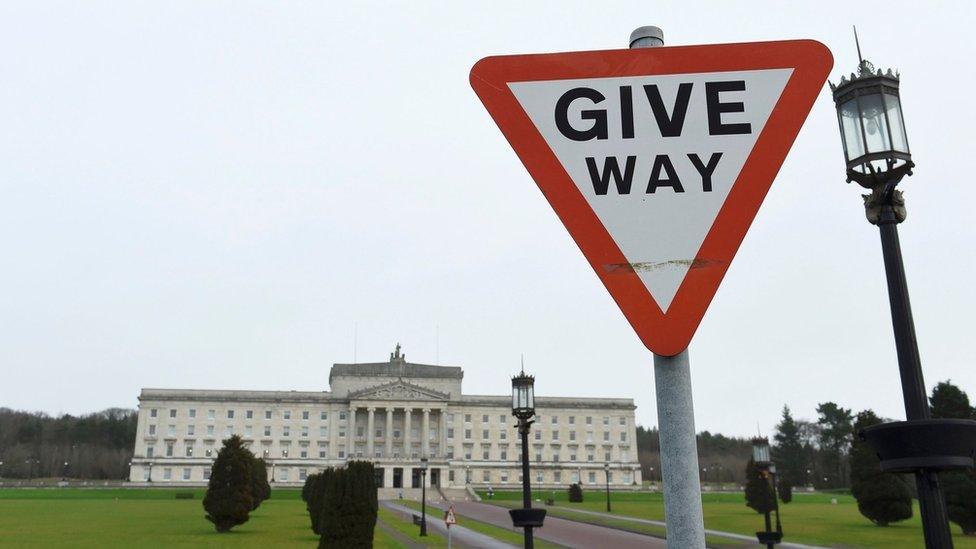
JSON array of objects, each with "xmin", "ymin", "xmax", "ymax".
[{"xmin": 510, "ymin": 69, "xmax": 791, "ymax": 312}]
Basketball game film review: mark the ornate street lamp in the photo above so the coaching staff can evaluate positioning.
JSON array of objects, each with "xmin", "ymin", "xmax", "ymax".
[
  {"xmin": 147, "ymin": 460, "xmax": 153, "ymax": 483},
  {"xmin": 831, "ymin": 33, "xmax": 976, "ymax": 549},
  {"xmin": 604, "ymin": 462, "xmax": 612, "ymax": 513},
  {"xmin": 509, "ymin": 364, "xmax": 545, "ymax": 549},
  {"xmin": 419, "ymin": 457, "xmax": 429, "ymax": 537},
  {"xmin": 62, "ymin": 461, "xmax": 69, "ymax": 481},
  {"xmin": 751, "ymin": 438, "xmax": 782, "ymax": 549}
]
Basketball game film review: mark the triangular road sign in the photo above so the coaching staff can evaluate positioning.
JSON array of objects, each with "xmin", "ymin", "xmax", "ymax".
[
  {"xmin": 471, "ymin": 40, "xmax": 832, "ymax": 356},
  {"xmin": 444, "ymin": 505, "xmax": 457, "ymax": 525}
]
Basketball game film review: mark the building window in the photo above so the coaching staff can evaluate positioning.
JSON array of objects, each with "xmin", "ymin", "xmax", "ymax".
[
  {"xmin": 464, "ymin": 429, "xmax": 471, "ymax": 439},
  {"xmin": 464, "ymin": 414, "xmax": 471, "ymax": 423},
  {"xmin": 586, "ymin": 432, "xmax": 594, "ymax": 443},
  {"xmin": 551, "ymin": 416, "xmax": 558, "ymax": 425},
  {"xmin": 482, "ymin": 449, "xmax": 490, "ymax": 460},
  {"xmin": 207, "ymin": 425, "xmax": 214, "ymax": 435},
  {"xmin": 321, "ymin": 411, "xmax": 328, "ymax": 420},
  {"xmin": 189, "ymin": 409, "xmax": 196, "ymax": 419},
  {"xmin": 570, "ymin": 453, "xmax": 576, "ymax": 462},
  {"xmin": 299, "ymin": 469, "xmax": 307, "ymax": 481},
  {"xmin": 621, "ymin": 451, "xmax": 628, "ymax": 462},
  {"xmin": 166, "ymin": 444, "xmax": 174, "ymax": 457},
  {"xmin": 393, "ymin": 429, "xmax": 401, "ymax": 439},
  {"xmin": 183, "ymin": 468, "xmax": 191, "ymax": 480},
  {"xmin": 264, "ymin": 426, "xmax": 271, "ymax": 437},
  {"xmin": 147, "ymin": 446, "xmax": 154, "ymax": 458},
  {"xmin": 302, "ymin": 411, "xmax": 309, "ymax": 421},
  {"xmin": 620, "ymin": 432, "xmax": 627, "ymax": 442},
  {"xmin": 429, "ymin": 428, "xmax": 437, "ymax": 441},
  {"xmin": 572, "ymin": 471, "xmax": 579, "ymax": 483},
  {"xmin": 499, "ymin": 415, "xmax": 506, "ymax": 424},
  {"xmin": 205, "ymin": 448, "xmax": 213, "ymax": 457},
  {"xmin": 148, "ymin": 424, "xmax": 156, "ymax": 436},
  {"xmin": 150, "ymin": 409, "xmax": 157, "ymax": 418},
  {"xmin": 338, "ymin": 448, "xmax": 346, "ymax": 459},
  {"xmin": 243, "ymin": 410, "xmax": 251, "ymax": 419},
  {"xmin": 569, "ymin": 416, "xmax": 575, "ymax": 425},
  {"xmin": 483, "ymin": 470, "xmax": 490, "ymax": 482},
  {"xmin": 278, "ymin": 468, "xmax": 288, "ymax": 482},
  {"xmin": 163, "ymin": 468, "xmax": 172, "ymax": 481},
  {"xmin": 185, "ymin": 446, "xmax": 194, "ymax": 457},
  {"xmin": 619, "ymin": 416, "xmax": 626, "ymax": 426},
  {"xmin": 356, "ymin": 427, "xmax": 364, "ymax": 437},
  {"xmin": 586, "ymin": 416, "xmax": 592, "ymax": 425},
  {"xmin": 301, "ymin": 426, "xmax": 309, "ymax": 438},
  {"xmin": 552, "ymin": 431, "xmax": 559, "ymax": 441},
  {"xmin": 605, "ymin": 451, "xmax": 611, "ymax": 461},
  {"xmin": 482, "ymin": 414, "xmax": 489, "ymax": 423},
  {"xmin": 300, "ymin": 449, "xmax": 308, "ymax": 458},
  {"xmin": 587, "ymin": 453, "xmax": 594, "ymax": 462},
  {"xmin": 283, "ymin": 411, "xmax": 291, "ymax": 420},
  {"xmin": 319, "ymin": 449, "xmax": 327, "ymax": 458},
  {"xmin": 203, "ymin": 469, "xmax": 211, "ymax": 480},
  {"xmin": 224, "ymin": 426, "xmax": 233, "ymax": 437},
  {"xmin": 464, "ymin": 448, "xmax": 472, "ymax": 460},
  {"xmin": 265, "ymin": 410, "xmax": 272, "ymax": 420},
  {"xmin": 282, "ymin": 449, "xmax": 289, "ymax": 458},
  {"xmin": 319, "ymin": 426, "xmax": 328, "ymax": 437},
  {"xmin": 535, "ymin": 452, "xmax": 542, "ymax": 462},
  {"xmin": 500, "ymin": 431, "xmax": 507, "ymax": 441},
  {"xmin": 283, "ymin": 426, "xmax": 290, "ymax": 437},
  {"xmin": 169, "ymin": 409, "xmax": 177, "ymax": 418},
  {"xmin": 603, "ymin": 416, "xmax": 609, "ymax": 426},
  {"xmin": 482, "ymin": 430, "xmax": 489, "ymax": 440},
  {"xmin": 187, "ymin": 425, "xmax": 195, "ymax": 436},
  {"xmin": 227, "ymin": 410, "xmax": 234, "ymax": 419},
  {"xmin": 339, "ymin": 429, "xmax": 346, "ymax": 438},
  {"xmin": 167, "ymin": 425, "xmax": 176, "ymax": 437},
  {"xmin": 447, "ymin": 428, "xmax": 454, "ymax": 439},
  {"xmin": 447, "ymin": 448, "xmax": 454, "ymax": 459},
  {"xmin": 245, "ymin": 425, "xmax": 252, "ymax": 437},
  {"xmin": 604, "ymin": 432, "xmax": 610, "ymax": 442},
  {"xmin": 536, "ymin": 472, "xmax": 543, "ymax": 483},
  {"xmin": 500, "ymin": 471, "xmax": 508, "ymax": 483},
  {"xmin": 588, "ymin": 472, "xmax": 596, "ymax": 484},
  {"xmin": 534, "ymin": 430, "xmax": 541, "ymax": 440},
  {"xmin": 552, "ymin": 452, "xmax": 559, "ymax": 462},
  {"xmin": 208, "ymin": 410, "xmax": 215, "ymax": 420},
  {"xmin": 339, "ymin": 412, "xmax": 347, "ymax": 421},
  {"xmin": 500, "ymin": 449, "xmax": 507, "ymax": 460}
]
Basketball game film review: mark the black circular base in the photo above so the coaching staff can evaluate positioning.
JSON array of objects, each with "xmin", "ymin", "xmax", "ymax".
[
  {"xmin": 860, "ymin": 419, "xmax": 976, "ymax": 473},
  {"xmin": 509, "ymin": 508, "xmax": 547, "ymax": 528}
]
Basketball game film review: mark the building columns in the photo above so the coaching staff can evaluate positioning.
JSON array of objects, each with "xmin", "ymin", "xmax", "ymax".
[
  {"xmin": 348, "ymin": 405, "xmax": 356, "ymax": 458},
  {"xmin": 403, "ymin": 408, "xmax": 412, "ymax": 457},
  {"xmin": 385, "ymin": 408, "xmax": 394, "ymax": 458},
  {"xmin": 422, "ymin": 408, "xmax": 430, "ymax": 457},
  {"xmin": 366, "ymin": 407, "xmax": 375, "ymax": 458}
]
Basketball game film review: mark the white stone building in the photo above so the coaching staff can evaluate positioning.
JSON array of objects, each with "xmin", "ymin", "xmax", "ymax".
[{"xmin": 129, "ymin": 347, "xmax": 642, "ymax": 492}]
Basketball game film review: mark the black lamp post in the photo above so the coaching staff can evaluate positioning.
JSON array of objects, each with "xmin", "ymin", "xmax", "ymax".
[
  {"xmin": 62, "ymin": 461, "xmax": 69, "ymax": 481},
  {"xmin": 752, "ymin": 438, "xmax": 782, "ymax": 549},
  {"xmin": 509, "ymin": 366, "xmax": 546, "ymax": 549},
  {"xmin": 604, "ymin": 462, "xmax": 612, "ymax": 513},
  {"xmin": 26, "ymin": 457, "xmax": 38, "ymax": 482},
  {"xmin": 147, "ymin": 461, "xmax": 153, "ymax": 483},
  {"xmin": 419, "ymin": 457, "xmax": 429, "ymax": 537},
  {"xmin": 830, "ymin": 36, "xmax": 976, "ymax": 549}
]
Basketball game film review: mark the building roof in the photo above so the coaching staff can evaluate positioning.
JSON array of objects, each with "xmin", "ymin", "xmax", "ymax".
[{"xmin": 329, "ymin": 358, "xmax": 463, "ymax": 384}]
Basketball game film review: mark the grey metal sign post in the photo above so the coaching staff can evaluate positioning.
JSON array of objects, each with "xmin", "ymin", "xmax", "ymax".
[{"xmin": 632, "ymin": 27, "xmax": 707, "ymax": 549}]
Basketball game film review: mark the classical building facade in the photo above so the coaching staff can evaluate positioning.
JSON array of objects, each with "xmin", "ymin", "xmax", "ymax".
[{"xmin": 129, "ymin": 347, "xmax": 642, "ymax": 491}]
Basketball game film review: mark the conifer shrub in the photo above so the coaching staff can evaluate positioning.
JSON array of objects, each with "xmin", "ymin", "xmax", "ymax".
[
  {"xmin": 318, "ymin": 462, "xmax": 377, "ymax": 548},
  {"xmin": 777, "ymin": 480, "xmax": 793, "ymax": 504},
  {"xmin": 250, "ymin": 457, "xmax": 271, "ymax": 510},
  {"xmin": 202, "ymin": 435, "xmax": 255, "ymax": 532},
  {"xmin": 568, "ymin": 483, "xmax": 584, "ymax": 503},
  {"xmin": 850, "ymin": 410, "xmax": 912, "ymax": 526}
]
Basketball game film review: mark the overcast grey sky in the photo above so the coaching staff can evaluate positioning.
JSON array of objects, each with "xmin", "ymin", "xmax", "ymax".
[{"xmin": 2, "ymin": 1, "xmax": 974, "ymax": 437}]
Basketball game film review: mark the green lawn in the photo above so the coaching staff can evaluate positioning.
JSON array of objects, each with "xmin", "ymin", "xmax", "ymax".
[
  {"xmin": 480, "ymin": 489, "xmax": 976, "ymax": 548},
  {"xmin": 0, "ymin": 488, "xmax": 413, "ymax": 548}
]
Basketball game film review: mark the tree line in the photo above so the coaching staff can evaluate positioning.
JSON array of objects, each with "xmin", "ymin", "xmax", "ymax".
[{"xmin": 0, "ymin": 407, "xmax": 136, "ymax": 480}]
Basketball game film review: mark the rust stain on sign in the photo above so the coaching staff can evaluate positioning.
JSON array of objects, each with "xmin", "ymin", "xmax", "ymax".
[{"xmin": 603, "ymin": 258, "xmax": 723, "ymax": 274}]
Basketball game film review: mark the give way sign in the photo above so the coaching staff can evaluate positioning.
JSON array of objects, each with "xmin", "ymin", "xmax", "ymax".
[{"xmin": 470, "ymin": 40, "xmax": 832, "ymax": 356}]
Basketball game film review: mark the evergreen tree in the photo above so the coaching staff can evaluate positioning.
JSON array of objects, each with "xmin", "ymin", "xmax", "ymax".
[
  {"xmin": 744, "ymin": 459, "xmax": 774, "ymax": 514},
  {"xmin": 568, "ymin": 483, "xmax": 584, "ymax": 502},
  {"xmin": 202, "ymin": 435, "xmax": 254, "ymax": 532},
  {"xmin": 816, "ymin": 402, "xmax": 853, "ymax": 488},
  {"xmin": 931, "ymin": 380, "xmax": 974, "ymax": 420},
  {"xmin": 250, "ymin": 457, "xmax": 271, "ymax": 511},
  {"xmin": 304, "ymin": 471, "xmax": 328, "ymax": 535},
  {"xmin": 850, "ymin": 410, "xmax": 912, "ymax": 526},
  {"xmin": 777, "ymin": 480, "xmax": 793, "ymax": 504},
  {"xmin": 318, "ymin": 462, "xmax": 377, "ymax": 548},
  {"xmin": 931, "ymin": 380, "xmax": 976, "ymax": 534},
  {"xmin": 772, "ymin": 406, "xmax": 806, "ymax": 489}
]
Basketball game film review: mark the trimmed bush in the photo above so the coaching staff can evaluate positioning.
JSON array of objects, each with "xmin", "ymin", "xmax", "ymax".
[
  {"xmin": 850, "ymin": 410, "xmax": 912, "ymax": 526},
  {"xmin": 568, "ymin": 483, "xmax": 583, "ymax": 503},
  {"xmin": 202, "ymin": 435, "xmax": 254, "ymax": 532},
  {"xmin": 943, "ymin": 471, "xmax": 976, "ymax": 535},
  {"xmin": 250, "ymin": 457, "xmax": 271, "ymax": 510},
  {"xmin": 318, "ymin": 461, "xmax": 377, "ymax": 549},
  {"xmin": 303, "ymin": 471, "xmax": 329, "ymax": 535},
  {"xmin": 744, "ymin": 458, "xmax": 774, "ymax": 514}
]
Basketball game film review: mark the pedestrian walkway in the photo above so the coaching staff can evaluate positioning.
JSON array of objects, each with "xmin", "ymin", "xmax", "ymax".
[
  {"xmin": 382, "ymin": 500, "xmax": 517, "ymax": 549},
  {"xmin": 425, "ymin": 499, "xmax": 667, "ymax": 548},
  {"xmin": 551, "ymin": 505, "xmax": 826, "ymax": 549}
]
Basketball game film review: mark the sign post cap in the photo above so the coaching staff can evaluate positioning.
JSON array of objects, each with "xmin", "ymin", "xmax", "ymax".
[{"xmin": 630, "ymin": 26, "xmax": 664, "ymax": 48}]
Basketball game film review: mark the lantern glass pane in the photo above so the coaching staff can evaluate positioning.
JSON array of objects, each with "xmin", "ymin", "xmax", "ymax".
[
  {"xmin": 512, "ymin": 386, "xmax": 518, "ymax": 410},
  {"xmin": 859, "ymin": 93, "xmax": 892, "ymax": 154},
  {"xmin": 839, "ymin": 99, "xmax": 866, "ymax": 161},
  {"xmin": 884, "ymin": 93, "xmax": 909, "ymax": 153},
  {"xmin": 526, "ymin": 385, "xmax": 534, "ymax": 409}
]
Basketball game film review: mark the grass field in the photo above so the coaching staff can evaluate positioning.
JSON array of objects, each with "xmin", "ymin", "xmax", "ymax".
[
  {"xmin": 0, "ymin": 488, "xmax": 431, "ymax": 548},
  {"xmin": 480, "ymin": 489, "xmax": 976, "ymax": 548}
]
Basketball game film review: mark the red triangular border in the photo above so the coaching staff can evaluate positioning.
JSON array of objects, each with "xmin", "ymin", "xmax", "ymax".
[{"xmin": 471, "ymin": 40, "xmax": 832, "ymax": 356}]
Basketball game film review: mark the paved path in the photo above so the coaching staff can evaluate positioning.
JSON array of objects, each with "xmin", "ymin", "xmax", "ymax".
[
  {"xmin": 426, "ymin": 499, "xmax": 667, "ymax": 548},
  {"xmin": 382, "ymin": 501, "xmax": 516, "ymax": 549},
  {"xmin": 551, "ymin": 506, "xmax": 826, "ymax": 549}
]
